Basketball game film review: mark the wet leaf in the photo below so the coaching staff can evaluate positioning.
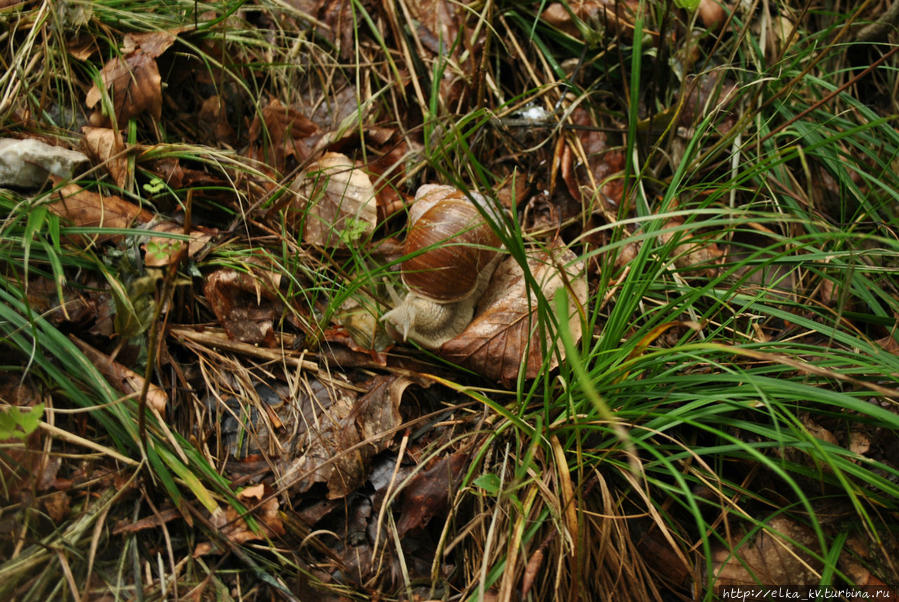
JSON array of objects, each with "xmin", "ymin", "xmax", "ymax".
[
  {"xmin": 396, "ymin": 452, "xmax": 467, "ymax": 536},
  {"xmin": 440, "ymin": 243, "xmax": 587, "ymax": 385}
]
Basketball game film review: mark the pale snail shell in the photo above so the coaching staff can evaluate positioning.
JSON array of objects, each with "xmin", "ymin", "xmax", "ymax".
[{"xmin": 382, "ymin": 185, "xmax": 502, "ymax": 348}]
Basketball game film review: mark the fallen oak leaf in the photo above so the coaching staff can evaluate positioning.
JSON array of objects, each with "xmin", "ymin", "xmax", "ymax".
[{"xmin": 396, "ymin": 452, "xmax": 468, "ymax": 536}]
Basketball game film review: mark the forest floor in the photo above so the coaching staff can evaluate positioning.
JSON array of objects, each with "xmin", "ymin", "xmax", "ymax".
[{"xmin": 1, "ymin": 0, "xmax": 899, "ymax": 600}]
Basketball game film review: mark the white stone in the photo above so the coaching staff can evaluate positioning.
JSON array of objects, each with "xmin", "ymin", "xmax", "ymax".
[{"xmin": 0, "ymin": 138, "xmax": 88, "ymax": 188}]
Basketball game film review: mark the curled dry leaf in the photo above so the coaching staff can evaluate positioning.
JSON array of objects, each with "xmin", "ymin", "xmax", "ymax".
[
  {"xmin": 84, "ymin": 31, "xmax": 176, "ymax": 125},
  {"xmin": 247, "ymin": 98, "xmax": 319, "ymax": 172},
  {"xmin": 203, "ymin": 262, "xmax": 283, "ymax": 346},
  {"xmin": 81, "ymin": 126, "xmax": 128, "ymax": 187},
  {"xmin": 291, "ymin": 152, "xmax": 377, "ymax": 248},
  {"xmin": 440, "ymin": 242, "xmax": 587, "ymax": 385}
]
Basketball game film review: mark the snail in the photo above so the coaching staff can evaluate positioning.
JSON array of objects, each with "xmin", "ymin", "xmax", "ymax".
[{"xmin": 382, "ymin": 184, "xmax": 502, "ymax": 349}]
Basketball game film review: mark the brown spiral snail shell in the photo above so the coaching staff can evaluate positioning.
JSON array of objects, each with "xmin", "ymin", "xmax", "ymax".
[{"xmin": 382, "ymin": 184, "xmax": 502, "ymax": 348}]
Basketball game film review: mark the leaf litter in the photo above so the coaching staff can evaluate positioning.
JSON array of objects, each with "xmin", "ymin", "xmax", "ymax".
[{"xmin": 1, "ymin": 0, "xmax": 898, "ymax": 600}]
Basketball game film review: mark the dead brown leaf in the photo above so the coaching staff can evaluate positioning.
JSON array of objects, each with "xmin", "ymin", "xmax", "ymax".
[
  {"xmin": 81, "ymin": 126, "xmax": 128, "ymax": 187},
  {"xmin": 113, "ymin": 507, "xmax": 182, "ymax": 535},
  {"xmin": 318, "ymin": 0, "xmax": 356, "ymax": 60},
  {"xmin": 85, "ymin": 51, "xmax": 163, "ymax": 125},
  {"xmin": 710, "ymin": 516, "xmax": 822, "ymax": 586},
  {"xmin": 405, "ymin": 0, "xmax": 463, "ymax": 57},
  {"xmin": 42, "ymin": 491, "xmax": 71, "ymax": 523},
  {"xmin": 48, "ymin": 181, "xmax": 153, "ymax": 241},
  {"xmin": 203, "ymin": 263, "xmax": 283, "ymax": 346},
  {"xmin": 84, "ymin": 32, "xmax": 177, "ymax": 126},
  {"xmin": 71, "ymin": 336, "xmax": 168, "ymax": 414},
  {"xmin": 145, "ymin": 157, "xmax": 225, "ymax": 190},
  {"xmin": 66, "ymin": 36, "xmax": 96, "ymax": 61},
  {"xmin": 198, "ymin": 95, "xmax": 236, "ymax": 146},
  {"xmin": 194, "ymin": 484, "xmax": 285, "ymax": 555},
  {"xmin": 678, "ymin": 73, "xmax": 738, "ymax": 134},
  {"xmin": 247, "ymin": 98, "xmax": 319, "ymax": 173},
  {"xmin": 121, "ymin": 30, "xmax": 179, "ymax": 57},
  {"xmin": 23, "ymin": 276, "xmax": 112, "ymax": 334},
  {"xmin": 396, "ymin": 452, "xmax": 467, "ymax": 536},
  {"xmin": 562, "ymin": 107, "xmax": 625, "ymax": 212},
  {"xmin": 659, "ymin": 213, "xmax": 724, "ymax": 278},
  {"xmin": 542, "ymin": 0, "xmax": 640, "ymax": 40},
  {"xmin": 440, "ymin": 242, "xmax": 587, "ymax": 385}
]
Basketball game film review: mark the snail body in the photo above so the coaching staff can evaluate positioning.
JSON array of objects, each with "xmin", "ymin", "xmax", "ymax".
[{"xmin": 382, "ymin": 185, "xmax": 502, "ymax": 348}]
